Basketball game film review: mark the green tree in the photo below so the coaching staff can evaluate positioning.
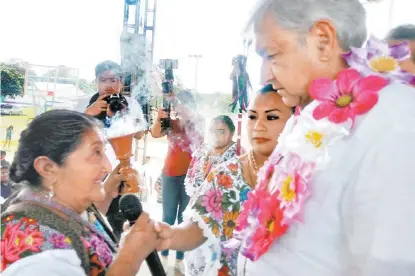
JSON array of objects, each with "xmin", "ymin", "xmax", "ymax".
[{"xmin": 0, "ymin": 62, "xmax": 25, "ymax": 99}]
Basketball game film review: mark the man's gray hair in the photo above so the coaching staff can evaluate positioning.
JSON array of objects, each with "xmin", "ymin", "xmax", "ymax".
[{"xmin": 248, "ymin": 0, "xmax": 367, "ymax": 51}]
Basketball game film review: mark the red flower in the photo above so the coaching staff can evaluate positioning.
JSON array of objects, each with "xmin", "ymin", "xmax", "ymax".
[
  {"xmin": 218, "ymin": 264, "xmax": 230, "ymax": 276},
  {"xmin": 21, "ymin": 217, "xmax": 38, "ymax": 228},
  {"xmin": 2, "ymin": 215, "xmax": 14, "ymax": 223},
  {"xmin": 310, "ymin": 68, "xmax": 388, "ymax": 124},
  {"xmin": 227, "ymin": 163, "xmax": 238, "ymax": 173},
  {"xmin": 1, "ymin": 223, "xmax": 24, "ymax": 271},
  {"xmin": 216, "ymin": 173, "xmax": 233, "ymax": 189},
  {"xmin": 250, "ymin": 196, "xmax": 288, "ymax": 260}
]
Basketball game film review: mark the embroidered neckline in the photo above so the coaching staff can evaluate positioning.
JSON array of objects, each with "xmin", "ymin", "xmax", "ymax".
[{"xmin": 20, "ymin": 192, "xmax": 116, "ymax": 250}]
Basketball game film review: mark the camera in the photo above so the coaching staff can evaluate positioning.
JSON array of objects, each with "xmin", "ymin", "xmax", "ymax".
[
  {"xmin": 159, "ymin": 59, "xmax": 178, "ymax": 130},
  {"xmin": 105, "ymin": 93, "xmax": 128, "ymax": 113}
]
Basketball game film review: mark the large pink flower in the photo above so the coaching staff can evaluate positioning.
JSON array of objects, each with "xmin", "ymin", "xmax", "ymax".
[
  {"xmin": 310, "ymin": 68, "xmax": 388, "ymax": 124},
  {"xmin": 201, "ymin": 188, "xmax": 223, "ymax": 221},
  {"xmin": 274, "ymin": 154, "xmax": 314, "ymax": 223}
]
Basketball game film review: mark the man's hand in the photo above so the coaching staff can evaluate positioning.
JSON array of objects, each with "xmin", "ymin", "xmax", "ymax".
[{"xmin": 85, "ymin": 93, "xmax": 111, "ymax": 116}]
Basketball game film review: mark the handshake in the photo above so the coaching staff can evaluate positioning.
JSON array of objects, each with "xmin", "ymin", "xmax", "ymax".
[
  {"xmin": 107, "ymin": 210, "xmax": 178, "ymax": 276},
  {"xmin": 120, "ymin": 215, "xmax": 174, "ymax": 254}
]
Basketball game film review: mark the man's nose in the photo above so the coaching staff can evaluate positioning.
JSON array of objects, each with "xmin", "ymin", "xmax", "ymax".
[{"xmin": 260, "ymin": 60, "xmax": 274, "ymax": 86}]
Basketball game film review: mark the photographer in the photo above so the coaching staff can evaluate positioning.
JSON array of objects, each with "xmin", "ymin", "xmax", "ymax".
[
  {"xmin": 74, "ymin": 60, "xmax": 144, "ymax": 239},
  {"xmin": 150, "ymin": 89, "xmax": 204, "ymax": 273}
]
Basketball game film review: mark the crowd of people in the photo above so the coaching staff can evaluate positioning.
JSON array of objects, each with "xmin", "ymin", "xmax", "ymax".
[{"xmin": 1, "ymin": 0, "xmax": 415, "ymax": 275}]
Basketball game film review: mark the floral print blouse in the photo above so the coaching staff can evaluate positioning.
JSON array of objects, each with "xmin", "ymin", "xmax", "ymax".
[
  {"xmin": 183, "ymin": 158, "xmax": 251, "ymax": 276},
  {"xmin": 185, "ymin": 142, "xmax": 238, "ymax": 198}
]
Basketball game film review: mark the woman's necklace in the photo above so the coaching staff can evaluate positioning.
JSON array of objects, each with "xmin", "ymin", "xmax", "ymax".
[
  {"xmin": 247, "ymin": 150, "xmax": 259, "ymax": 188},
  {"xmin": 248, "ymin": 150, "xmax": 259, "ymax": 173}
]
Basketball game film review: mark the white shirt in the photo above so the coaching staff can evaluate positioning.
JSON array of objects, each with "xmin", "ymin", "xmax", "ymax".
[{"xmin": 239, "ymin": 83, "xmax": 415, "ymax": 275}]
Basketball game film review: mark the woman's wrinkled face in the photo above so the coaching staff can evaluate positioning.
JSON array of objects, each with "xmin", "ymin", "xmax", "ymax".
[
  {"xmin": 54, "ymin": 128, "xmax": 111, "ymax": 207},
  {"xmin": 208, "ymin": 121, "xmax": 233, "ymax": 149},
  {"xmin": 247, "ymin": 92, "xmax": 292, "ymax": 157}
]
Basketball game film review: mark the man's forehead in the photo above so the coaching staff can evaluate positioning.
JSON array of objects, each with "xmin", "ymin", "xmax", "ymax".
[{"xmin": 99, "ymin": 70, "xmax": 121, "ymax": 79}]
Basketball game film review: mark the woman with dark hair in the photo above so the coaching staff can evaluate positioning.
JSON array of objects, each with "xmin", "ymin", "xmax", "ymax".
[
  {"xmin": 185, "ymin": 115, "xmax": 237, "ymax": 198},
  {"xmin": 0, "ymin": 110, "xmax": 158, "ymax": 276},
  {"xmin": 153, "ymin": 86, "xmax": 293, "ymax": 275},
  {"xmin": 183, "ymin": 115, "xmax": 237, "ymax": 275}
]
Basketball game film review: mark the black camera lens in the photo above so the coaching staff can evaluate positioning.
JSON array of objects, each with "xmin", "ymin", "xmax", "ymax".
[{"xmin": 105, "ymin": 94, "xmax": 127, "ymax": 113}]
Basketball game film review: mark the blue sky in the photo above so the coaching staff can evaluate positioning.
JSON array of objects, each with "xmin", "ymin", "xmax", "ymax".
[{"xmin": 0, "ymin": 0, "xmax": 414, "ymax": 94}]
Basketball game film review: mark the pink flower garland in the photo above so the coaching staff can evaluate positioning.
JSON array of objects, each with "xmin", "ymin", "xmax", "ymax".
[{"xmin": 224, "ymin": 68, "xmax": 388, "ymax": 262}]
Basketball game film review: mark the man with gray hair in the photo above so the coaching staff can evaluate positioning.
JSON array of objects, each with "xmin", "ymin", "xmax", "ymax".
[
  {"xmin": 386, "ymin": 24, "xmax": 415, "ymax": 74},
  {"xmin": 227, "ymin": 0, "xmax": 415, "ymax": 275}
]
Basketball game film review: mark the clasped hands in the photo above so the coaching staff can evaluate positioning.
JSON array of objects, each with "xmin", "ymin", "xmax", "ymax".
[{"xmin": 121, "ymin": 218, "xmax": 174, "ymax": 253}]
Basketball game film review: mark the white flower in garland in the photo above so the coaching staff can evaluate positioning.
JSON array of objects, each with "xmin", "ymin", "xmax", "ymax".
[{"xmin": 282, "ymin": 102, "xmax": 352, "ymax": 167}]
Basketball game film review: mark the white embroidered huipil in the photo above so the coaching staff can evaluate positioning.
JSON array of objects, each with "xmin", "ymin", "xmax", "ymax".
[{"xmin": 238, "ymin": 83, "xmax": 415, "ymax": 276}]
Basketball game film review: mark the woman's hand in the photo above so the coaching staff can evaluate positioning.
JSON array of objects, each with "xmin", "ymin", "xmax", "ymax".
[
  {"xmin": 123, "ymin": 220, "xmax": 173, "ymax": 251},
  {"xmin": 154, "ymin": 221, "xmax": 174, "ymax": 251},
  {"xmin": 112, "ymin": 212, "xmax": 159, "ymax": 275},
  {"xmin": 103, "ymin": 164, "xmax": 127, "ymax": 198}
]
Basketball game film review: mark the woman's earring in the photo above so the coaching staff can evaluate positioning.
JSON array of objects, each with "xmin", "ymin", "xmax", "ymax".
[
  {"xmin": 47, "ymin": 189, "xmax": 54, "ymax": 199},
  {"xmin": 47, "ymin": 184, "xmax": 55, "ymax": 200}
]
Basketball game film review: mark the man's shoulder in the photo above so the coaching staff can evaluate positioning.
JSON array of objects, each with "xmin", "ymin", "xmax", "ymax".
[
  {"xmin": 364, "ymin": 83, "xmax": 415, "ymax": 126},
  {"xmin": 354, "ymin": 83, "xmax": 415, "ymax": 141}
]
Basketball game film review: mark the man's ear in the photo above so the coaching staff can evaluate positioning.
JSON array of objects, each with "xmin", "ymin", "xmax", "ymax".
[{"xmin": 310, "ymin": 19, "xmax": 338, "ymax": 63}]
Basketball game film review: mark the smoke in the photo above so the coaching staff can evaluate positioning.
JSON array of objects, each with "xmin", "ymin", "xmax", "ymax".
[{"xmin": 104, "ymin": 30, "xmax": 153, "ymax": 139}]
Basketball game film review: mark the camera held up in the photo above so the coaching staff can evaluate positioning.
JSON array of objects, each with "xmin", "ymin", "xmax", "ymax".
[
  {"xmin": 105, "ymin": 93, "xmax": 129, "ymax": 114},
  {"xmin": 159, "ymin": 59, "xmax": 178, "ymax": 130}
]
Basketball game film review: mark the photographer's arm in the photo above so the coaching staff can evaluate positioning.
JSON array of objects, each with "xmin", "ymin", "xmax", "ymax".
[
  {"xmin": 150, "ymin": 108, "xmax": 169, "ymax": 138},
  {"xmin": 150, "ymin": 119, "xmax": 165, "ymax": 138}
]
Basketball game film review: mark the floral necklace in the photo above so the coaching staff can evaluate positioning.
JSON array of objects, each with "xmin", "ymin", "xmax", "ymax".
[{"xmin": 223, "ymin": 36, "xmax": 415, "ymax": 261}]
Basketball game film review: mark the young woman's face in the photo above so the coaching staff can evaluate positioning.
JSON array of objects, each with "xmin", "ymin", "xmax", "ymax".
[
  {"xmin": 53, "ymin": 128, "xmax": 111, "ymax": 207},
  {"xmin": 247, "ymin": 92, "xmax": 292, "ymax": 157},
  {"xmin": 208, "ymin": 121, "xmax": 233, "ymax": 149}
]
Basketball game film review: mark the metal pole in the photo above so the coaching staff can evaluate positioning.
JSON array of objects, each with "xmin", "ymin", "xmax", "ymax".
[
  {"xmin": 189, "ymin": 54, "xmax": 202, "ymax": 95},
  {"xmin": 387, "ymin": 0, "xmax": 395, "ymax": 29}
]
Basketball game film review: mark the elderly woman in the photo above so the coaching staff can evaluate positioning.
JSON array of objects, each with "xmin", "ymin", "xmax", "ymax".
[
  {"xmin": 225, "ymin": 0, "xmax": 415, "ymax": 275},
  {"xmin": 152, "ymin": 85, "xmax": 293, "ymax": 275},
  {"xmin": 0, "ymin": 110, "xmax": 158, "ymax": 276}
]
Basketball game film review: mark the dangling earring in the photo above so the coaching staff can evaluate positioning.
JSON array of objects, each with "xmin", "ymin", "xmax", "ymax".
[
  {"xmin": 46, "ymin": 183, "xmax": 55, "ymax": 200},
  {"xmin": 47, "ymin": 189, "xmax": 54, "ymax": 199}
]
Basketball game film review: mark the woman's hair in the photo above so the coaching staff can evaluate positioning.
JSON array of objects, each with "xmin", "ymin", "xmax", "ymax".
[
  {"xmin": 9, "ymin": 110, "xmax": 100, "ymax": 187},
  {"xmin": 259, "ymin": 84, "xmax": 296, "ymax": 113},
  {"xmin": 211, "ymin": 115, "xmax": 236, "ymax": 134}
]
